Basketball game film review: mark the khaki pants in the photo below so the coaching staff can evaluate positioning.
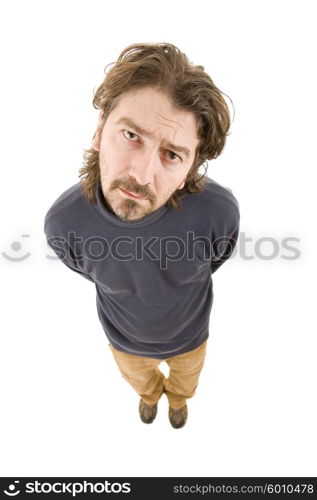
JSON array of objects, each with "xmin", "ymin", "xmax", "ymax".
[{"xmin": 108, "ymin": 340, "xmax": 207, "ymax": 410}]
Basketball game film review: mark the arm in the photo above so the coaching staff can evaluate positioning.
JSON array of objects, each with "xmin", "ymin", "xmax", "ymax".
[
  {"xmin": 211, "ymin": 224, "xmax": 240, "ymax": 274},
  {"xmin": 45, "ymin": 221, "xmax": 94, "ymax": 283}
]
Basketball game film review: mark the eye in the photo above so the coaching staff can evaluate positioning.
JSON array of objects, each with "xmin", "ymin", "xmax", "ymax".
[
  {"xmin": 123, "ymin": 129, "xmax": 139, "ymax": 141},
  {"xmin": 166, "ymin": 150, "xmax": 181, "ymax": 162}
]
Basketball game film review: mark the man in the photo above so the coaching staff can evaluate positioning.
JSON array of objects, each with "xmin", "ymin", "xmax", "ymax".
[{"xmin": 44, "ymin": 42, "xmax": 240, "ymax": 429}]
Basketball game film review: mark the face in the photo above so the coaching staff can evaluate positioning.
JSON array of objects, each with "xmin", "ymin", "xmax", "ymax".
[{"xmin": 92, "ymin": 86, "xmax": 199, "ymax": 222}]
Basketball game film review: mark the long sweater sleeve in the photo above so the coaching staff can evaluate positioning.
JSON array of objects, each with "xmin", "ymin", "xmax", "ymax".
[
  {"xmin": 211, "ymin": 223, "xmax": 240, "ymax": 274},
  {"xmin": 44, "ymin": 218, "xmax": 94, "ymax": 283}
]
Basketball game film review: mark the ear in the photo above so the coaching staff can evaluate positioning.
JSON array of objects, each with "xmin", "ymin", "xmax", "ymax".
[
  {"xmin": 177, "ymin": 180, "xmax": 185, "ymax": 190},
  {"xmin": 92, "ymin": 110, "xmax": 105, "ymax": 152}
]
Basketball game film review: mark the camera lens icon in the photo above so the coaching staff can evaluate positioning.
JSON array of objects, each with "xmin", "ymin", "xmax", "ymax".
[{"xmin": 4, "ymin": 481, "xmax": 20, "ymax": 496}]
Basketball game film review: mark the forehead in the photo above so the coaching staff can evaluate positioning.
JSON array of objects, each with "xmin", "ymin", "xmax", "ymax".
[{"xmin": 110, "ymin": 87, "xmax": 199, "ymax": 149}]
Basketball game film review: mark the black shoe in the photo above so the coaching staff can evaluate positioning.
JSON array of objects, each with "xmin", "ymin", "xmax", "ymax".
[
  {"xmin": 139, "ymin": 398, "xmax": 158, "ymax": 424},
  {"xmin": 168, "ymin": 404, "xmax": 188, "ymax": 428}
]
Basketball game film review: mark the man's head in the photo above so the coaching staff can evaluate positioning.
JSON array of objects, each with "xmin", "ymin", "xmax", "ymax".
[
  {"xmin": 91, "ymin": 86, "xmax": 200, "ymax": 222},
  {"xmin": 79, "ymin": 42, "xmax": 232, "ymax": 222}
]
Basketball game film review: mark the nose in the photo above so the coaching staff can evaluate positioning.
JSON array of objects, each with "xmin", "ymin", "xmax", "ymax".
[{"xmin": 127, "ymin": 148, "xmax": 158, "ymax": 187}]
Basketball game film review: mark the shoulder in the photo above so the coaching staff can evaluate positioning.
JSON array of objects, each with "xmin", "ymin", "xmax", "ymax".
[
  {"xmin": 186, "ymin": 176, "xmax": 240, "ymax": 228},
  {"xmin": 44, "ymin": 182, "xmax": 88, "ymax": 234},
  {"xmin": 204, "ymin": 176, "xmax": 239, "ymax": 208}
]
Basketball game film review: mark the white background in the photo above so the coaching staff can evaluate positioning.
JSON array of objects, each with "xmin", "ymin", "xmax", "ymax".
[{"xmin": 0, "ymin": 0, "xmax": 316, "ymax": 477}]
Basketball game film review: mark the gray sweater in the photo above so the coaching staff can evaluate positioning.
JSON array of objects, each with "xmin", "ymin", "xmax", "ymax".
[{"xmin": 44, "ymin": 177, "xmax": 240, "ymax": 359}]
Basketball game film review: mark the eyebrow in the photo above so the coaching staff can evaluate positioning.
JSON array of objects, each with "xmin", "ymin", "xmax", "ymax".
[{"xmin": 116, "ymin": 117, "xmax": 191, "ymax": 158}]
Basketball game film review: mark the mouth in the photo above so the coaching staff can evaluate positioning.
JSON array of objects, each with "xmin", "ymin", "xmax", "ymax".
[{"xmin": 119, "ymin": 188, "xmax": 148, "ymax": 200}]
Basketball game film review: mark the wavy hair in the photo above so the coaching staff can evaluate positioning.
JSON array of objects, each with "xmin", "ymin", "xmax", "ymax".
[{"xmin": 79, "ymin": 42, "xmax": 233, "ymax": 211}]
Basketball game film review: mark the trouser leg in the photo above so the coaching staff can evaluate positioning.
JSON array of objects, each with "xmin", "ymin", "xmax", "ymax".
[
  {"xmin": 164, "ymin": 340, "xmax": 208, "ymax": 410},
  {"xmin": 108, "ymin": 344, "xmax": 166, "ymax": 406}
]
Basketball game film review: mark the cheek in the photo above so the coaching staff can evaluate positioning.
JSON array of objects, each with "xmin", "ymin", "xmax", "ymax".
[
  {"xmin": 100, "ymin": 137, "xmax": 128, "ymax": 170},
  {"xmin": 109, "ymin": 134, "xmax": 133, "ymax": 162}
]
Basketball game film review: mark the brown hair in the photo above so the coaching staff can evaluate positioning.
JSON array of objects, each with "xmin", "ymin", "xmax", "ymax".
[{"xmin": 79, "ymin": 42, "xmax": 233, "ymax": 211}]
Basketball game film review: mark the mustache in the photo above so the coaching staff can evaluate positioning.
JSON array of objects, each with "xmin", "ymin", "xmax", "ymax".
[{"xmin": 112, "ymin": 178, "xmax": 152, "ymax": 199}]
